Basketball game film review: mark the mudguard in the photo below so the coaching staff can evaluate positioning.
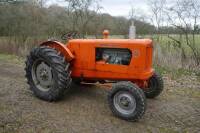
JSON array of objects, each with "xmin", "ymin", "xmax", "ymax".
[{"xmin": 40, "ymin": 41, "xmax": 74, "ymax": 62}]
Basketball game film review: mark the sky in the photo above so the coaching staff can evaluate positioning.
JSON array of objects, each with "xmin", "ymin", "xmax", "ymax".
[
  {"xmin": 47, "ymin": 0, "xmax": 149, "ymax": 17},
  {"xmin": 100, "ymin": 0, "xmax": 149, "ymax": 17}
]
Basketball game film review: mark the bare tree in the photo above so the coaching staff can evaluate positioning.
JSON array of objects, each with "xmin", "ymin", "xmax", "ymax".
[
  {"xmin": 0, "ymin": 0, "xmax": 24, "ymax": 4},
  {"xmin": 148, "ymin": 0, "xmax": 166, "ymax": 35},
  {"xmin": 65, "ymin": 0, "xmax": 101, "ymax": 38},
  {"xmin": 166, "ymin": 0, "xmax": 200, "ymax": 66},
  {"xmin": 129, "ymin": 6, "xmax": 153, "ymax": 35},
  {"xmin": 35, "ymin": 0, "xmax": 49, "ymax": 7}
]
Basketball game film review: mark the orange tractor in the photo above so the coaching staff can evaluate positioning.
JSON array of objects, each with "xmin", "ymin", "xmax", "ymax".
[{"xmin": 25, "ymin": 30, "xmax": 163, "ymax": 121}]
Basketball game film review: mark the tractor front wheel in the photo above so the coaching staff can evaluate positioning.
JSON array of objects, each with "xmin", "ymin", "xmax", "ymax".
[
  {"xmin": 144, "ymin": 72, "xmax": 164, "ymax": 98},
  {"xmin": 108, "ymin": 81, "xmax": 146, "ymax": 121},
  {"xmin": 25, "ymin": 46, "xmax": 72, "ymax": 101}
]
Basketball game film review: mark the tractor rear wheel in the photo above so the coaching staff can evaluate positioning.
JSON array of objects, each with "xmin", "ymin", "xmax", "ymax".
[
  {"xmin": 144, "ymin": 72, "xmax": 164, "ymax": 98},
  {"xmin": 108, "ymin": 81, "xmax": 146, "ymax": 121},
  {"xmin": 25, "ymin": 46, "xmax": 72, "ymax": 101}
]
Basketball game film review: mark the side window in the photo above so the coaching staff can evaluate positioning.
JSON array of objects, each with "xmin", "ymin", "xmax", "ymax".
[{"xmin": 96, "ymin": 48, "xmax": 132, "ymax": 65}]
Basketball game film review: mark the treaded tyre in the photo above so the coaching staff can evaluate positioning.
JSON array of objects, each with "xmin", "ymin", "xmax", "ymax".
[
  {"xmin": 108, "ymin": 81, "xmax": 146, "ymax": 121},
  {"xmin": 144, "ymin": 72, "xmax": 164, "ymax": 98},
  {"xmin": 25, "ymin": 46, "xmax": 72, "ymax": 101}
]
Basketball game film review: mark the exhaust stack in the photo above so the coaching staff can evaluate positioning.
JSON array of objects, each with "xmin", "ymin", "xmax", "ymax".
[{"xmin": 129, "ymin": 21, "xmax": 136, "ymax": 39}]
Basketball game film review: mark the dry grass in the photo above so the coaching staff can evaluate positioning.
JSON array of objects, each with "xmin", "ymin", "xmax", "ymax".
[
  {"xmin": 153, "ymin": 42, "xmax": 199, "ymax": 71},
  {"xmin": 0, "ymin": 36, "xmax": 47, "ymax": 57}
]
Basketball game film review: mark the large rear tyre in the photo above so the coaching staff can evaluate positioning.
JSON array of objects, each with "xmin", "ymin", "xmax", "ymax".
[
  {"xmin": 108, "ymin": 81, "xmax": 146, "ymax": 121},
  {"xmin": 25, "ymin": 46, "xmax": 72, "ymax": 101},
  {"xmin": 144, "ymin": 72, "xmax": 164, "ymax": 98}
]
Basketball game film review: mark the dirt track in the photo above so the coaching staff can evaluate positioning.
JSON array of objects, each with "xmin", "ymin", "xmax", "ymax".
[{"xmin": 0, "ymin": 59, "xmax": 200, "ymax": 133}]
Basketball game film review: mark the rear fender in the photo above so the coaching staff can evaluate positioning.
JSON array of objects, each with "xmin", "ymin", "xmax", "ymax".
[{"xmin": 40, "ymin": 41, "xmax": 74, "ymax": 62}]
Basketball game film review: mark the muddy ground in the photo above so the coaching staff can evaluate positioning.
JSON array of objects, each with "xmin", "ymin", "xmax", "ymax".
[{"xmin": 0, "ymin": 58, "xmax": 199, "ymax": 133}]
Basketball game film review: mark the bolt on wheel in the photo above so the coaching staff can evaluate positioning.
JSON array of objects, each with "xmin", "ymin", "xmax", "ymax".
[
  {"xmin": 113, "ymin": 91, "xmax": 136, "ymax": 115},
  {"xmin": 31, "ymin": 59, "xmax": 53, "ymax": 92}
]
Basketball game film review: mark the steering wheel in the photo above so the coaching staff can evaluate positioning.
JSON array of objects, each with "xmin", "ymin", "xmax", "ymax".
[{"xmin": 61, "ymin": 31, "xmax": 80, "ymax": 40}]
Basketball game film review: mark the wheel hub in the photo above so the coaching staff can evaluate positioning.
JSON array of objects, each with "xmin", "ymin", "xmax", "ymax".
[
  {"xmin": 39, "ymin": 68, "xmax": 49, "ymax": 81},
  {"xmin": 120, "ymin": 97, "xmax": 131, "ymax": 107},
  {"xmin": 32, "ymin": 60, "xmax": 53, "ymax": 92},
  {"xmin": 114, "ymin": 91, "xmax": 136, "ymax": 115}
]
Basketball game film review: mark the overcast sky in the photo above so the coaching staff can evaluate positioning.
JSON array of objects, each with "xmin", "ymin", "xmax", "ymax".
[
  {"xmin": 47, "ymin": 0, "xmax": 149, "ymax": 17},
  {"xmin": 100, "ymin": 0, "xmax": 149, "ymax": 17}
]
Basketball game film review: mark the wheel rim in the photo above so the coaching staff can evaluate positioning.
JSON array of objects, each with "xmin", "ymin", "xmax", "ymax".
[
  {"xmin": 113, "ymin": 91, "xmax": 136, "ymax": 115},
  {"xmin": 31, "ymin": 59, "xmax": 53, "ymax": 92}
]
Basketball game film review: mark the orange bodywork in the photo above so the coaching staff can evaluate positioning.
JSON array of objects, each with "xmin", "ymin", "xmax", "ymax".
[{"xmin": 41, "ymin": 39, "xmax": 154, "ymax": 88}]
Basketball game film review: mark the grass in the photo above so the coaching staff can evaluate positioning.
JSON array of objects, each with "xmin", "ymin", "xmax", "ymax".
[
  {"xmin": 195, "ymin": 71, "xmax": 200, "ymax": 82},
  {"xmin": 154, "ymin": 64, "xmax": 199, "ymax": 80},
  {"xmin": 0, "ymin": 53, "xmax": 24, "ymax": 65}
]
